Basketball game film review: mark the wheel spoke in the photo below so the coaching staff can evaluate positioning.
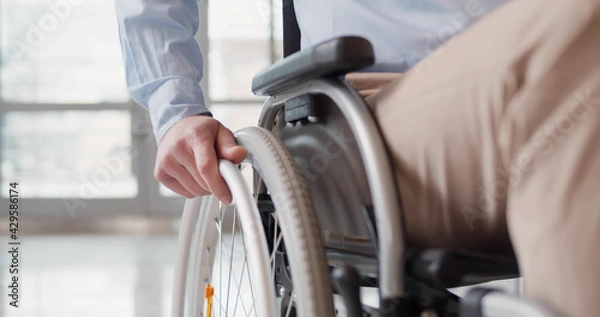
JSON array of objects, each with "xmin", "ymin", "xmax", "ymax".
[
  {"xmin": 211, "ymin": 295, "xmax": 228, "ymax": 317},
  {"xmin": 271, "ymin": 213, "xmax": 278, "ymax": 281},
  {"xmin": 284, "ymin": 291, "xmax": 296, "ymax": 317},
  {"xmin": 212, "ymin": 207, "xmax": 252, "ymax": 317},
  {"xmin": 218, "ymin": 202, "xmax": 224, "ymax": 317},
  {"xmin": 270, "ymin": 232, "xmax": 283, "ymax": 264},
  {"xmin": 225, "ymin": 208, "xmax": 238, "ymax": 316},
  {"xmin": 231, "ymin": 253, "xmax": 248, "ymax": 317},
  {"xmin": 246, "ymin": 303, "xmax": 256, "ymax": 317},
  {"xmin": 240, "ymin": 228, "xmax": 257, "ymax": 317}
]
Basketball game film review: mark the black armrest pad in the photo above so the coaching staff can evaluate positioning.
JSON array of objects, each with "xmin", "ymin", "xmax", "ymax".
[{"xmin": 251, "ymin": 36, "xmax": 374, "ymax": 96}]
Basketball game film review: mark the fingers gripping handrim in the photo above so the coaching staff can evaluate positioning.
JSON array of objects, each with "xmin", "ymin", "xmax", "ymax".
[
  {"xmin": 191, "ymin": 140, "xmax": 232, "ymax": 203},
  {"xmin": 216, "ymin": 124, "xmax": 247, "ymax": 163}
]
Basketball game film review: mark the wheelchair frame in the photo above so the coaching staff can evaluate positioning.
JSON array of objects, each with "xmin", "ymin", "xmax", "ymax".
[
  {"xmin": 170, "ymin": 2, "xmax": 563, "ymax": 316},
  {"xmin": 257, "ymin": 78, "xmax": 407, "ymax": 310},
  {"xmin": 278, "ymin": 3, "xmax": 408, "ymax": 309},
  {"xmin": 250, "ymin": 36, "xmax": 560, "ymax": 316}
]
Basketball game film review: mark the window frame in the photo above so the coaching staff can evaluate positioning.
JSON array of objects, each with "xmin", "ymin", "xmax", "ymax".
[{"xmin": 0, "ymin": 0, "xmax": 280, "ymax": 218}]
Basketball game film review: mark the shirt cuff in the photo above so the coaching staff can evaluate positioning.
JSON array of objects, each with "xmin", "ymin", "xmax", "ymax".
[{"xmin": 146, "ymin": 77, "xmax": 211, "ymax": 143}]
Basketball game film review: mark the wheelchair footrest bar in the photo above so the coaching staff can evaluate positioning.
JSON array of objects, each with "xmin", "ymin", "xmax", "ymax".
[
  {"xmin": 459, "ymin": 287, "xmax": 496, "ymax": 317},
  {"xmin": 331, "ymin": 265, "xmax": 363, "ymax": 317},
  {"xmin": 460, "ymin": 287, "xmax": 561, "ymax": 317}
]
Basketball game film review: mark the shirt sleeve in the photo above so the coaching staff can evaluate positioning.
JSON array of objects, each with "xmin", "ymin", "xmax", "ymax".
[{"xmin": 115, "ymin": 0, "xmax": 211, "ymax": 144}]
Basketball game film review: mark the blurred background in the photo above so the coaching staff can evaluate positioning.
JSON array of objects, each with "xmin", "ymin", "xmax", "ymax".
[{"xmin": 0, "ymin": 0, "xmax": 282, "ymax": 315}]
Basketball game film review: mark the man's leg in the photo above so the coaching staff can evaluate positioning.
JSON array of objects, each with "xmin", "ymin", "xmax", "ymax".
[{"xmin": 368, "ymin": 0, "xmax": 600, "ymax": 315}]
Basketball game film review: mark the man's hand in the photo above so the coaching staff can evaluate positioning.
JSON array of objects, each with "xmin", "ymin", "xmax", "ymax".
[{"xmin": 154, "ymin": 115, "xmax": 247, "ymax": 204}]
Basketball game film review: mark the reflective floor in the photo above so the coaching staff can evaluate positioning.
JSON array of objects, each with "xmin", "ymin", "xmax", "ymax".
[
  {"xmin": 0, "ymin": 234, "xmax": 520, "ymax": 317},
  {"xmin": 0, "ymin": 234, "xmax": 177, "ymax": 317}
]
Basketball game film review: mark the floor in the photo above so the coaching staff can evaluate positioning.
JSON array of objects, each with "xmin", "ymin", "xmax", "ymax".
[
  {"xmin": 0, "ymin": 234, "xmax": 177, "ymax": 317},
  {"xmin": 0, "ymin": 234, "xmax": 520, "ymax": 317}
]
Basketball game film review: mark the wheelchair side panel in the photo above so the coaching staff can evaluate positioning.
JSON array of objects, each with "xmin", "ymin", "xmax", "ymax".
[{"xmin": 272, "ymin": 95, "xmax": 377, "ymax": 256}]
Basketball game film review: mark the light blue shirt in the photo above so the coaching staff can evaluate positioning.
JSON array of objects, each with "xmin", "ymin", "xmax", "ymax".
[{"xmin": 116, "ymin": 0, "xmax": 507, "ymax": 143}]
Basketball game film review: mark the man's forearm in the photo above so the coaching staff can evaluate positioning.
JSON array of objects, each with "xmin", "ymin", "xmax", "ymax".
[{"xmin": 115, "ymin": 0, "xmax": 210, "ymax": 143}]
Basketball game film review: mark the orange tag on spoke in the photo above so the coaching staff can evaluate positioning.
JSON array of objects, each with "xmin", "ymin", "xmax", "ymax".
[{"xmin": 205, "ymin": 283, "xmax": 214, "ymax": 317}]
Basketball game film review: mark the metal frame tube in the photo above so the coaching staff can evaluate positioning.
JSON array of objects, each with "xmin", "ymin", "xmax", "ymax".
[
  {"xmin": 258, "ymin": 78, "xmax": 406, "ymax": 299},
  {"xmin": 481, "ymin": 292, "xmax": 560, "ymax": 317}
]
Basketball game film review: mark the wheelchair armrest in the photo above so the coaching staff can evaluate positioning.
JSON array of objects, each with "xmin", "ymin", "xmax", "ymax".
[
  {"xmin": 407, "ymin": 249, "xmax": 520, "ymax": 289},
  {"xmin": 251, "ymin": 36, "xmax": 375, "ymax": 96}
]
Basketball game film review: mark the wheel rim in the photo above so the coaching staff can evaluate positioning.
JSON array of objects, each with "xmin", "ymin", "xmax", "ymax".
[
  {"xmin": 178, "ymin": 126, "xmax": 334, "ymax": 317},
  {"xmin": 199, "ymin": 161, "xmax": 300, "ymax": 317}
]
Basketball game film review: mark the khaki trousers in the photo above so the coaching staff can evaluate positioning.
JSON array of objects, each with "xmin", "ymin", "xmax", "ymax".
[{"xmin": 348, "ymin": 0, "xmax": 600, "ymax": 315}]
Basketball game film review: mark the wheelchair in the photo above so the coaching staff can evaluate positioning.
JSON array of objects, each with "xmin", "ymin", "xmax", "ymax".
[
  {"xmin": 170, "ymin": 3, "xmax": 562, "ymax": 314},
  {"xmin": 169, "ymin": 35, "xmax": 562, "ymax": 317}
]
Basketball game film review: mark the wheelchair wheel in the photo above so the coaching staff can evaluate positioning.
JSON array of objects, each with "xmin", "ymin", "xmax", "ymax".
[{"xmin": 174, "ymin": 126, "xmax": 334, "ymax": 317}]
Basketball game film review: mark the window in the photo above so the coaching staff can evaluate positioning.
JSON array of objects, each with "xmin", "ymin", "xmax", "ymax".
[
  {"xmin": 1, "ymin": 110, "xmax": 136, "ymax": 198},
  {"xmin": 0, "ymin": 0, "xmax": 145, "ymax": 215},
  {"xmin": 208, "ymin": 0, "xmax": 283, "ymax": 101},
  {"xmin": 0, "ymin": 0, "xmax": 282, "ymax": 214},
  {"xmin": 1, "ymin": 0, "xmax": 128, "ymax": 103}
]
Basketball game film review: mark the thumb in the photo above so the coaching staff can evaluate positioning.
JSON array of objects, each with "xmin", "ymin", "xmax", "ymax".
[{"xmin": 216, "ymin": 125, "xmax": 247, "ymax": 163}]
